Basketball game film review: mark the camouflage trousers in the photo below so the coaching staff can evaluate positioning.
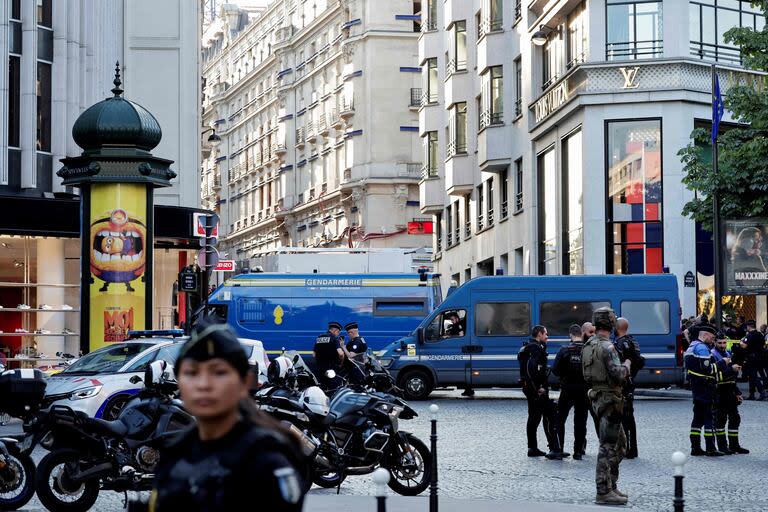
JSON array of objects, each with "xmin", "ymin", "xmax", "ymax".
[{"xmin": 589, "ymin": 389, "xmax": 627, "ymax": 495}]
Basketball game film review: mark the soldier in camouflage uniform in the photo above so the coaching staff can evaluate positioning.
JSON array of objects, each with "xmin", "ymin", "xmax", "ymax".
[{"xmin": 582, "ymin": 307, "xmax": 631, "ymax": 506}]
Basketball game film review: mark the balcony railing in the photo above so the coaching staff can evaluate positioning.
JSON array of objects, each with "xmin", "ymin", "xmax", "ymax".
[
  {"xmin": 514, "ymin": 0, "xmax": 522, "ymax": 23},
  {"xmin": 447, "ymin": 231, "xmax": 452, "ymax": 247},
  {"xmin": 515, "ymin": 192, "xmax": 523, "ymax": 212},
  {"xmin": 515, "ymin": 98, "xmax": 522, "ymax": 118},
  {"xmin": 296, "ymin": 127, "xmax": 305, "ymax": 147},
  {"xmin": 421, "ymin": 89, "xmax": 438, "ymax": 107},
  {"xmin": 339, "ymin": 98, "xmax": 355, "ymax": 117},
  {"xmin": 421, "ymin": 163, "xmax": 438, "ymax": 179},
  {"xmin": 487, "ymin": 208, "xmax": 494, "ymax": 226},
  {"xmin": 454, "ymin": 227, "xmax": 460, "ymax": 245},
  {"xmin": 446, "ymin": 58, "xmax": 466, "ymax": 76},
  {"xmin": 410, "ymin": 88, "xmax": 422, "ymax": 107},
  {"xmin": 689, "ymin": 41, "xmax": 742, "ymax": 65},
  {"xmin": 477, "ymin": 214, "xmax": 484, "ymax": 231},
  {"xmin": 478, "ymin": 18, "xmax": 503, "ymax": 39},
  {"xmin": 306, "ymin": 122, "xmax": 317, "ymax": 141},
  {"xmin": 436, "ymin": 236, "xmax": 442, "ymax": 252},
  {"xmin": 465, "ymin": 221, "xmax": 471, "ymax": 239},
  {"xmin": 606, "ymin": 40, "xmax": 663, "ymax": 61},
  {"xmin": 479, "ymin": 110, "xmax": 503, "ymax": 129},
  {"xmin": 447, "ymin": 140, "xmax": 467, "ymax": 158},
  {"xmin": 501, "ymin": 200, "xmax": 508, "ymax": 219},
  {"xmin": 422, "ymin": 16, "xmax": 437, "ymax": 32},
  {"xmin": 318, "ymin": 115, "xmax": 329, "ymax": 135}
]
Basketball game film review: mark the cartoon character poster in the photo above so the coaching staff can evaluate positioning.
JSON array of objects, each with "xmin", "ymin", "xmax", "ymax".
[{"xmin": 89, "ymin": 183, "xmax": 148, "ymax": 350}]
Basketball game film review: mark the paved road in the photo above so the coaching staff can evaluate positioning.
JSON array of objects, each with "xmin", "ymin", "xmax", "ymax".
[{"xmin": 5, "ymin": 390, "xmax": 767, "ymax": 511}]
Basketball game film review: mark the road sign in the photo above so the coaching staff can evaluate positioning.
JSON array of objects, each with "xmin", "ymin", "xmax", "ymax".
[
  {"xmin": 179, "ymin": 269, "xmax": 199, "ymax": 292},
  {"xmin": 193, "ymin": 212, "xmax": 219, "ymax": 238},
  {"xmin": 198, "ymin": 248, "xmax": 219, "ymax": 268},
  {"xmin": 214, "ymin": 260, "xmax": 235, "ymax": 272}
]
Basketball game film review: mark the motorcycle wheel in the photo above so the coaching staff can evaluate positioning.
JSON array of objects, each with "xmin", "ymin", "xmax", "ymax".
[
  {"xmin": 385, "ymin": 433, "xmax": 432, "ymax": 496},
  {"xmin": 311, "ymin": 470, "xmax": 346, "ymax": 489},
  {"xmin": 0, "ymin": 446, "xmax": 36, "ymax": 510},
  {"xmin": 35, "ymin": 450, "xmax": 100, "ymax": 512}
]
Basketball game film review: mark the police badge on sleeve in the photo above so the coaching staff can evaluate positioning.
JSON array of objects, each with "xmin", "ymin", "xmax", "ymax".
[{"xmin": 274, "ymin": 467, "xmax": 302, "ymax": 504}]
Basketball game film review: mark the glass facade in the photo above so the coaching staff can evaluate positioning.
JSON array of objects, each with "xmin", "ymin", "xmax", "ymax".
[
  {"xmin": 690, "ymin": 0, "xmax": 765, "ymax": 65},
  {"xmin": 563, "ymin": 130, "xmax": 583, "ymax": 274},
  {"xmin": 538, "ymin": 147, "xmax": 557, "ymax": 275},
  {"xmin": 606, "ymin": 0, "xmax": 663, "ymax": 60},
  {"xmin": 607, "ymin": 119, "xmax": 663, "ymax": 274}
]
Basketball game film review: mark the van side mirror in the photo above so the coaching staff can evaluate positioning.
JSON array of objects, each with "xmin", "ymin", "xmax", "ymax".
[{"xmin": 417, "ymin": 328, "xmax": 425, "ymax": 345}]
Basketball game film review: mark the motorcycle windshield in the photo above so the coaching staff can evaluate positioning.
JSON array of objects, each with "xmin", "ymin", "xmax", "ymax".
[{"xmin": 282, "ymin": 350, "xmax": 318, "ymax": 380}]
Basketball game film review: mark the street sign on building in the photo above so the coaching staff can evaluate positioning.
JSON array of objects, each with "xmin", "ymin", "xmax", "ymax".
[{"xmin": 214, "ymin": 260, "xmax": 235, "ymax": 272}]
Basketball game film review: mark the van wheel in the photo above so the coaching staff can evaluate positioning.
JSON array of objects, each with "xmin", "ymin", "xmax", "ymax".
[{"xmin": 399, "ymin": 369, "xmax": 433, "ymax": 401}]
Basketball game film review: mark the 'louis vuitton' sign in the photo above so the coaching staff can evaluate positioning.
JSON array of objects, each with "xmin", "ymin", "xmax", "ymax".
[
  {"xmin": 534, "ymin": 82, "xmax": 569, "ymax": 123},
  {"xmin": 619, "ymin": 66, "xmax": 640, "ymax": 89}
]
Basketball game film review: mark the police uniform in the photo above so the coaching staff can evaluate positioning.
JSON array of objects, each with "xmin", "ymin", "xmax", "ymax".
[
  {"xmin": 519, "ymin": 338, "xmax": 562, "ymax": 458},
  {"xmin": 711, "ymin": 343, "xmax": 748, "ymax": 454},
  {"xmin": 582, "ymin": 308, "xmax": 629, "ymax": 505},
  {"xmin": 144, "ymin": 319, "xmax": 306, "ymax": 512},
  {"xmin": 684, "ymin": 326, "xmax": 726, "ymax": 456},
  {"xmin": 444, "ymin": 315, "xmax": 463, "ymax": 336},
  {"xmin": 552, "ymin": 340, "xmax": 589, "ymax": 458},
  {"xmin": 344, "ymin": 322, "xmax": 368, "ymax": 355},
  {"xmin": 342, "ymin": 322, "xmax": 367, "ymax": 385},
  {"xmin": 613, "ymin": 334, "xmax": 645, "ymax": 459},
  {"xmin": 743, "ymin": 328, "xmax": 766, "ymax": 399},
  {"xmin": 314, "ymin": 321, "xmax": 344, "ymax": 389}
]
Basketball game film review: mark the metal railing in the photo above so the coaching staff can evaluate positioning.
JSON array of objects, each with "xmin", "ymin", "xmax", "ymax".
[
  {"xmin": 515, "ymin": 98, "xmax": 522, "ymax": 118},
  {"xmin": 689, "ymin": 41, "xmax": 742, "ymax": 65},
  {"xmin": 446, "ymin": 139, "xmax": 467, "ymax": 157},
  {"xmin": 514, "ymin": 0, "xmax": 522, "ymax": 23},
  {"xmin": 410, "ymin": 88, "xmax": 422, "ymax": 107},
  {"xmin": 454, "ymin": 227, "xmax": 460, "ymax": 245},
  {"xmin": 606, "ymin": 40, "xmax": 663, "ymax": 60},
  {"xmin": 487, "ymin": 208, "xmax": 494, "ymax": 226},
  {"xmin": 421, "ymin": 89, "xmax": 438, "ymax": 107},
  {"xmin": 446, "ymin": 58, "xmax": 467, "ymax": 76},
  {"xmin": 296, "ymin": 127, "xmax": 305, "ymax": 146},
  {"xmin": 421, "ymin": 163, "xmax": 438, "ymax": 179},
  {"xmin": 339, "ymin": 98, "xmax": 355, "ymax": 115},
  {"xmin": 515, "ymin": 191, "xmax": 523, "ymax": 212},
  {"xmin": 477, "ymin": 214, "xmax": 484, "ymax": 231},
  {"xmin": 478, "ymin": 18, "xmax": 503, "ymax": 39},
  {"xmin": 436, "ymin": 236, "xmax": 442, "ymax": 252},
  {"xmin": 465, "ymin": 221, "xmax": 472, "ymax": 239},
  {"xmin": 480, "ymin": 110, "xmax": 503, "ymax": 129},
  {"xmin": 423, "ymin": 16, "xmax": 437, "ymax": 32},
  {"xmin": 447, "ymin": 231, "xmax": 452, "ymax": 247},
  {"xmin": 501, "ymin": 200, "xmax": 508, "ymax": 219}
]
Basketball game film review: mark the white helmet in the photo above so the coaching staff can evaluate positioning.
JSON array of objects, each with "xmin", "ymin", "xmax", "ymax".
[
  {"xmin": 301, "ymin": 386, "xmax": 330, "ymax": 416},
  {"xmin": 267, "ymin": 355, "xmax": 294, "ymax": 383}
]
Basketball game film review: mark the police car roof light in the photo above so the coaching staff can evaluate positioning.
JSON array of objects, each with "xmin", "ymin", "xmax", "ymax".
[{"xmin": 128, "ymin": 329, "xmax": 185, "ymax": 339}]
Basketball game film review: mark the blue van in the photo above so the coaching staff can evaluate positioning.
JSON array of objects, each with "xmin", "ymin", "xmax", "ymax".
[
  {"xmin": 206, "ymin": 272, "xmax": 442, "ymax": 354},
  {"xmin": 378, "ymin": 274, "xmax": 682, "ymax": 400}
]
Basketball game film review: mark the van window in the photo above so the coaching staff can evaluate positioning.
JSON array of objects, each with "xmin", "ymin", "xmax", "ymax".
[
  {"xmin": 426, "ymin": 309, "xmax": 466, "ymax": 341},
  {"xmin": 373, "ymin": 298, "xmax": 427, "ymax": 317},
  {"xmin": 475, "ymin": 303, "xmax": 530, "ymax": 336},
  {"xmin": 539, "ymin": 301, "xmax": 611, "ymax": 336},
  {"xmin": 620, "ymin": 301, "xmax": 670, "ymax": 334}
]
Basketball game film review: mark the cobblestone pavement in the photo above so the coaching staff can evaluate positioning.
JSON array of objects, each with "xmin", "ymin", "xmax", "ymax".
[{"xmin": 7, "ymin": 390, "xmax": 767, "ymax": 511}]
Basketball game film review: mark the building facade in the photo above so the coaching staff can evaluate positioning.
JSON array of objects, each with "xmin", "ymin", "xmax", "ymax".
[
  {"xmin": 201, "ymin": 0, "xmax": 431, "ymax": 269},
  {"xmin": 0, "ymin": 0, "xmax": 200, "ymax": 359},
  {"xmin": 420, "ymin": 0, "xmax": 767, "ymax": 319}
]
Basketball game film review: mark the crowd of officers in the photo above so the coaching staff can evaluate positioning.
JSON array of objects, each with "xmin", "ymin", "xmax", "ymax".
[
  {"xmin": 312, "ymin": 321, "xmax": 369, "ymax": 389},
  {"xmin": 519, "ymin": 307, "xmax": 643, "ymax": 506}
]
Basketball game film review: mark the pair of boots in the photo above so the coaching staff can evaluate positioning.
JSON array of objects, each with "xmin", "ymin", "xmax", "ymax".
[
  {"xmin": 527, "ymin": 447, "xmax": 571, "ymax": 460},
  {"xmin": 595, "ymin": 488, "xmax": 628, "ymax": 506},
  {"xmin": 717, "ymin": 431, "xmax": 750, "ymax": 454},
  {"xmin": 690, "ymin": 432, "xmax": 725, "ymax": 456}
]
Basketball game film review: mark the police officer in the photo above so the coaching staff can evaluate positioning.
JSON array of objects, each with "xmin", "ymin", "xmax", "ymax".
[
  {"xmin": 582, "ymin": 307, "xmax": 630, "ymax": 506},
  {"xmin": 741, "ymin": 320, "xmax": 766, "ymax": 400},
  {"xmin": 711, "ymin": 332, "xmax": 747, "ymax": 454},
  {"xmin": 613, "ymin": 317, "xmax": 645, "ymax": 459},
  {"xmin": 314, "ymin": 321, "xmax": 345, "ymax": 390},
  {"xmin": 684, "ymin": 324, "xmax": 726, "ymax": 456},
  {"xmin": 147, "ymin": 319, "xmax": 306, "ymax": 511},
  {"xmin": 519, "ymin": 325, "xmax": 565, "ymax": 460},
  {"xmin": 444, "ymin": 311, "xmax": 464, "ymax": 336},
  {"xmin": 341, "ymin": 322, "xmax": 367, "ymax": 384},
  {"xmin": 552, "ymin": 324, "xmax": 589, "ymax": 460}
]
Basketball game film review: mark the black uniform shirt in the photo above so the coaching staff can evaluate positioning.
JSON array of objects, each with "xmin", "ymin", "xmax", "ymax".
[
  {"xmin": 445, "ymin": 321, "xmax": 463, "ymax": 336},
  {"xmin": 552, "ymin": 342, "xmax": 586, "ymax": 388},
  {"xmin": 346, "ymin": 336, "xmax": 368, "ymax": 354},
  {"xmin": 744, "ymin": 330, "xmax": 765, "ymax": 357},
  {"xmin": 152, "ymin": 420, "xmax": 304, "ymax": 512},
  {"xmin": 314, "ymin": 331, "xmax": 342, "ymax": 370},
  {"xmin": 519, "ymin": 339, "xmax": 549, "ymax": 388}
]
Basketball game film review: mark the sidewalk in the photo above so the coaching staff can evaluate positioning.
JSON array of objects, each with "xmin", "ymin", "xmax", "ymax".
[{"xmin": 304, "ymin": 495, "xmax": 633, "ymax": 512}]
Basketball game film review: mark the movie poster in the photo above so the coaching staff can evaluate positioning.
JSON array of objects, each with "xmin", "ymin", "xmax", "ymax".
[
  {"xmin": 724, "ymin": 218, "xmax": 768, "ymax": 295},
  {"xmin": 89, "ymin": 184, "xmax": 148, "ymax": 350}
]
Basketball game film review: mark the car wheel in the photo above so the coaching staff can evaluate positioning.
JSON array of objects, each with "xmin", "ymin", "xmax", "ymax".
[{"xmin": 101, "ymin": 395, "xmax": 131, "ymax": 421}]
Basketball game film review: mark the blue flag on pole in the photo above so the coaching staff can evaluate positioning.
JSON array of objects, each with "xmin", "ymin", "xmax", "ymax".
[{"xmin": 712, "ymin": 73, "xmax": 724, "ymax": 144}]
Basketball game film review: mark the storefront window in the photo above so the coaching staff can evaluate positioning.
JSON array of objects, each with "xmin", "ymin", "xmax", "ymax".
[
  {"xmin": 538, "ymin": 146, "xmax": 557, "ymax": 275},
  {"xmin": 690, "ymin": 0, "xmax": 764, "ymax": 65},
  {"xmin": 563, "ymin": 130, "xmax": 583, "ymax": 274},
  {"xmin": 606, "ymin": 0, "xmax": 663, "ymax": 60},
  {"xmin": 607, "ymin": 119, "xmax": 663, "ymax": 274}
]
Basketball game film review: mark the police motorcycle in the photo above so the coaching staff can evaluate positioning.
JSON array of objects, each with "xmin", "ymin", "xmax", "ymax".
[
  {"xmin": 256, "ymin": 352, "xmax": 431, "ymax": 496},
  {"xmin": 31, "ymin": 360, "xmax": 194, "ymax": 512},
  {"xmin": 345, "ymin": 350, "xmax": 403, "ymax": 397},
  {"xmin": 0, "ymin": 368, "xmax": 46, "ymax": 510}
]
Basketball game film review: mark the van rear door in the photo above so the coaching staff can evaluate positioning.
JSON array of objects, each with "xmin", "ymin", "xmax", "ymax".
[{"xmin": 468, "ymin": 290, "xmax": 533, "ymax": 386}]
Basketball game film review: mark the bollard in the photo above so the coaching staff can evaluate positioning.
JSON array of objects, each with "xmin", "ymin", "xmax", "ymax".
[
  {"xmin": 373, "ymin": 467, "xmax": 390, "ymax": 512},
  {"xmin": 671, "ymin": 451, "xmax": 688, "ymax": 512},
  {"xmin": 429, "ymin": 403, "xmax": 439, "ymax": 512}
]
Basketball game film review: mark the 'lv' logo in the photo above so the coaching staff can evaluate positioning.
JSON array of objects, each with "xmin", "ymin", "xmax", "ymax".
[{"xmin": 619, "ymin": 67, "xmax": 640, "ymax": 89}]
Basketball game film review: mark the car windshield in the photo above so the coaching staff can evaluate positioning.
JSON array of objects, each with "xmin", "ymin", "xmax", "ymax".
[{"xmin": 61, "ymin": 343, "xmax": 154, "ymax": 374}]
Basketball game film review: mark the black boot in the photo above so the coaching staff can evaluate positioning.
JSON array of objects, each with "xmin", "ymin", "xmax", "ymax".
[
  {"xmin": 704, "ymin": 434, "xmax": 725, "ymax": 456},
  {"xmin": 528, "ymin": 448, "xmax": 546, "ymax": 457},
  {"xmin": 716, "ymin": 431, "xmax": 733, "ymax": 455},
  {"xmin": 690, "ymin": 433, "xmax": 705, "ymax": 456},
  {"xmin": 729, "ymin": 432, "xmax": 750, "ymax": 454}
]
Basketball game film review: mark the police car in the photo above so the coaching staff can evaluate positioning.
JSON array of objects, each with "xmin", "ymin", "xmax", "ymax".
[{"xmin": 43, "ymin": 330, "xmax": 270, "ymax": 419}]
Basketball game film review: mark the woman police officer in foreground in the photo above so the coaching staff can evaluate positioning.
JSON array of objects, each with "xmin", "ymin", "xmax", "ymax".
[{"xmin": 146, "ymin": 318, "xmax": 306, "ymax": 511}]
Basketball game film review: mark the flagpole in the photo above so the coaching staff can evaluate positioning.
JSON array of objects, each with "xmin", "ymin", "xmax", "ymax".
[{"xmin": 712, "ymin": 63, "xmax": 723, "ymax": 331}]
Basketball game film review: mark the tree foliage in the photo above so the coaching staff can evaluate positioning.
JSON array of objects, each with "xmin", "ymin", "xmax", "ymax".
[{"xmin": 678, "ymin": 2, "xmax": 768, "ymax": 231}]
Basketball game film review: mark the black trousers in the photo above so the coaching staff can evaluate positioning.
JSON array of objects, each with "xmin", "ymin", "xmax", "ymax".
[
  {"xmin": 690, "ymin": 399, "xmax": 715, "ymax": 433},
  {"xmin": 557, "ymin": 386, "xmax": 589, "ymax": 453},
  {"xmin": 524, "ymin": 387, "xmax": 560, "ymax": 450},
  {"xmin": 715, "ymin": 393, "xmax": 740, "ymax": 434},
  {"xmin": 622, "ymin": 393, "xmax": 637, "ymax": 455},
  {"xmin": 746, "ymin": 357, "xmax": 765, "ymax": 395}
]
